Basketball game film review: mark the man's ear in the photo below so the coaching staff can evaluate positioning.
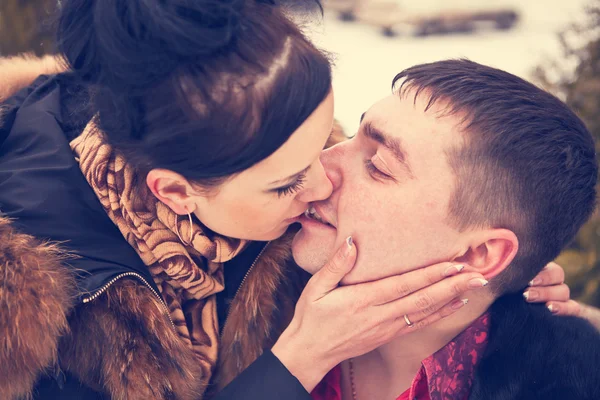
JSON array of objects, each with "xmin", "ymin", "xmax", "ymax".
[
  {"xmin": 453, "ymin": 229, "xmax": 519, "ymax": 279},
  {"xmin": 146, "ymin": 169, "xmax": 198, "ymax": 215}
]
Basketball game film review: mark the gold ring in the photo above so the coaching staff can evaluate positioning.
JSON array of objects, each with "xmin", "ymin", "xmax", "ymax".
[{"xmin": 404, "ymin": 314, "xmax": 414, "ymax": 328}]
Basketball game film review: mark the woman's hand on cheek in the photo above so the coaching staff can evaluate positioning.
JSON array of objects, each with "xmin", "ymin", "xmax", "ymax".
[{"xmin": 271, "ymin": 240, "xmax": 485, "ymax": 393}]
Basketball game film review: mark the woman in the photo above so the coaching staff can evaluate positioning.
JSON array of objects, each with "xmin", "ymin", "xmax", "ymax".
[{"xmin": 0, "ymin": 1, "xmax": 577, "ymax": 399}]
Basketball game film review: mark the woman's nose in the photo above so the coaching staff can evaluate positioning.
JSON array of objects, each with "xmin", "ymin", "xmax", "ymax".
[
  {"xmin": 320, "ymin": 144, "xmax": 344, "ymax": 191},
  {"xmin": 298, "ymin": 160, "xmax": 332, "ymax": 203}
]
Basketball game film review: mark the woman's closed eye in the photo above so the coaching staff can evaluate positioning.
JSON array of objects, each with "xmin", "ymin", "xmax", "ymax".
[{"xmin": 274, "ymin": 172, "xmax": 307, "ymax": 198}]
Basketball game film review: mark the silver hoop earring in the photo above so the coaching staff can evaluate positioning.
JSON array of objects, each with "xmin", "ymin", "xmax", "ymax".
[{"xmin": 175, "ymin": 212, "xmax": 194, "ymax": 246}]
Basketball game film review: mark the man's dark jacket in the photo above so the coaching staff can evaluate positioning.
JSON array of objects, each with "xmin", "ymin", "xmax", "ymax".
[{"xmin": 470, "ymin": 294, "xmax": 600, "ymax": 400}]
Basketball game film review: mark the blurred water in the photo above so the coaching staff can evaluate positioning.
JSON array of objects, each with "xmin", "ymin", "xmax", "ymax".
[{"xmin": 305, "ymin": 0, "xmax": 590, "ymax": 133}]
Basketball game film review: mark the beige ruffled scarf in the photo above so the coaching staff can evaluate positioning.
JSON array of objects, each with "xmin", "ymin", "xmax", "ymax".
[{"xmin": 70, "ymin": 121, "xmax": 247, "ymax": 387}]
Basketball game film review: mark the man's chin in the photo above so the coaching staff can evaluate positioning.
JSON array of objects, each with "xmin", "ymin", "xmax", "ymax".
[{"xmin": 291, "ymin": 226, "xmax": 336, "ymax": 275}]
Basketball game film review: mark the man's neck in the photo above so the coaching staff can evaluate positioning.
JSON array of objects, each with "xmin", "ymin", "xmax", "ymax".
[{"xmin": 351, "ymin": 292, "xmax": 494, "ymax": 398}]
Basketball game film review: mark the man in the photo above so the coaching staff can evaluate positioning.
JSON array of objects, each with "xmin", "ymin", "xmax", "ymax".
[{"xmin": 292, "ymin": 59, "xmax": 600, "ymax": 399}]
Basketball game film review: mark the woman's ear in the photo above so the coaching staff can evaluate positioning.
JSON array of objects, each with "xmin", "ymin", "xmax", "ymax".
[
  {"xmin": 453, "ymin": 229, "xmax": 519, "ymax": 280},
  {"xmin": 146, "ymin": 169, "xmax": 197, "ymax": 215}
]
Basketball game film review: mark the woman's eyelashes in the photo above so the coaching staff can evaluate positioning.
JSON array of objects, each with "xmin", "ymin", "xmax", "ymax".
[{"xmin": 274, "ymin": 172, "xmax": 307, "ymax": 198}]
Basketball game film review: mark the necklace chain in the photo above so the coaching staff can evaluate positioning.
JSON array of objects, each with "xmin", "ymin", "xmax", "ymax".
[{"xmin": 348, "ymin": 358, "xmax": 358, "ymax": 400}]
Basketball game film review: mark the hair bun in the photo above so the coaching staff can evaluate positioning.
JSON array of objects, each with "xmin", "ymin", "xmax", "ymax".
[{"xmin": 57, "ymin": 0, "xmax": 244, "ymax": 88}]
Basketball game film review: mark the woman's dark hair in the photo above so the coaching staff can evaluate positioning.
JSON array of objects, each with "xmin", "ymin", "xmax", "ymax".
[{"xmin": 56, "ymin": 0, "xmax": 331, "ymax": 188}]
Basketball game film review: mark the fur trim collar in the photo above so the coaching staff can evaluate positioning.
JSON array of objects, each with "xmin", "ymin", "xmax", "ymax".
[
  {"xmin": 0, "ymin": 217, "xmax": 77, "ymax": 399},
  {"xmin": 214, "ymin": 233, "xmax": 308, "ymax": 392},
  {"xmin": 0, "ymin": 216, "xmax": 306, "ymax": 400},
  {"xmin": 0, "ymin": 54, "xmax": 65, "ymax": 103}
]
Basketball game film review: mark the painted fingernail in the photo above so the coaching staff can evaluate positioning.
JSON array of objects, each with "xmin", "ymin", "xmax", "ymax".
[
  {"xmin": 451, "ymin": 298, "xmax": 469, "ymax": 310},
  {"xmin": 529, "ymin": 277, "xmax": 542, "ymax": 286},
  {"xmin": 444, "ymin": 264, "xmax": 465, "ymax": 277},
  {"xmin": 468, "ymin": 278, "xmax": 489, "ymax": 289},
  {"xmin": 523, "ymin": 290, "xmax": 538, "ymax": 301},
  {"xmin": 345, "ymin": 236, "xmax": 353, "ymax": 256},
  {"xmin": 547, "ymin": 303, "xmax": 558, "ymax": 314}
]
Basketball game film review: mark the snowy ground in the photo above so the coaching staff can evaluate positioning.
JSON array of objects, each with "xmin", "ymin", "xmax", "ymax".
[{"xmin": 303, "ymin": 0, "xmax": 590, "ymax": 133}]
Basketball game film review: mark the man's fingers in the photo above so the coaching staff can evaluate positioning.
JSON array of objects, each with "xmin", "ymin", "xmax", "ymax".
[
  {"xmin": 547, "ymin": 300, "xmax": 581, "ymax": 317},
  {"xmin": 305, "ymin": 236, "xmax": 357, "ymax": 298},
  {"xmin": 530, "ymin": 262, "xmax": 565, "ymax": 286},
  {"xmin": 360, "ymin": 262, "xmax": 467, "ymax": 306},
  {"xmin": 378, "ymin": 272, "xmax": 487, "ymax": 321},
  {"xmin": 523, "ymin": 284, "xmax": 570, "ymax": 303}
]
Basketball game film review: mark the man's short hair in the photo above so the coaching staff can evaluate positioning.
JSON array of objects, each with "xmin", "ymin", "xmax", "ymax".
[{"xmin": 393, "ymin": 59, "xmax": 597, "ymax": 294}]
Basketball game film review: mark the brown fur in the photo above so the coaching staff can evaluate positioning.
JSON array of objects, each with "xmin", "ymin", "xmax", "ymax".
[
  {"xmin": 1, "ymin": 215, "xmax": 308, "ymax": 399},
  {"xmin": 0, "ymin": 217, "xmax": 77, "ymax": 400},
  {"xmin": 0, "ymin": 54, "xmax": 66, "ymax": 103},
  {"xmin": 61, "ymin": 279, "xmax": 206, "ymax": 400},
  {"xmin": 213, "ymin": 232, "xmax": 309, "ymax": 392}
]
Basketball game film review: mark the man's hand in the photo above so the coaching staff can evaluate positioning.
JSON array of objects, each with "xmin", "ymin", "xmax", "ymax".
[{"xmin": 525, "ymin": 261, "xmax": 600, "ymax": 330}]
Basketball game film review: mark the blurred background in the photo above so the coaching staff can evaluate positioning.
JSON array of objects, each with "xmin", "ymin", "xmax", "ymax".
[{"xmin": 2, "ymin": 0, "xmax": 600, "ymax": 307}]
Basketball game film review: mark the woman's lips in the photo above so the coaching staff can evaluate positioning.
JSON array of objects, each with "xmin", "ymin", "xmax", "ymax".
[{"xmin": 285, "ymin": 210, "xmax": 309, "ymax": 224}]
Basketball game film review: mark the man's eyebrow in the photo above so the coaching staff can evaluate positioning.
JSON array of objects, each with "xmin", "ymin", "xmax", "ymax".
[
  {"xmin": 363, "ymin": 121, "xmax": 414, "ymax": 177},
  {"xmin": 269, "ymin": 166, "xmax": 311, "ymax": 186}
]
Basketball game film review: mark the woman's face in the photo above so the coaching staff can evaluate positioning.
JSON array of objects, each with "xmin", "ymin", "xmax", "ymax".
[{"xmin": 150, "ymin": 91, "xmax": 335, "ymax": 241}]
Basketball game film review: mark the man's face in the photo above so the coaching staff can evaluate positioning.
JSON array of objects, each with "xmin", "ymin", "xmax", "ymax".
[{"xmin": 292, "ymin": 93, "xmax": 468, "ymax": 284}]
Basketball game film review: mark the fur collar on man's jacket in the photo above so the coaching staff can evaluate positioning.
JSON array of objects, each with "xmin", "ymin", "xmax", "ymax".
[{"xmin": 0, "ymin": 217, "xmax": 308, "ymax": 400}]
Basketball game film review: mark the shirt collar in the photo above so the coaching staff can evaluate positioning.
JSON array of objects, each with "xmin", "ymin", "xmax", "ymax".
[{"xmin": 413, "ymin": 312, "xmax": 491, "ymax": 400}]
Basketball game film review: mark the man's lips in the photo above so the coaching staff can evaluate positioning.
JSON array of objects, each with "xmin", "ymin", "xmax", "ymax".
[
  {"xmin": 303, "ymin": 204, "xmax": 336, "ymax": 228},
  {"xmin": 298, "ymin": 213, "xmax": 337, "ymax": 231},
  {"xmin": 313, "ymin": 204, "xmax": 336, "ymax": 227}
]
